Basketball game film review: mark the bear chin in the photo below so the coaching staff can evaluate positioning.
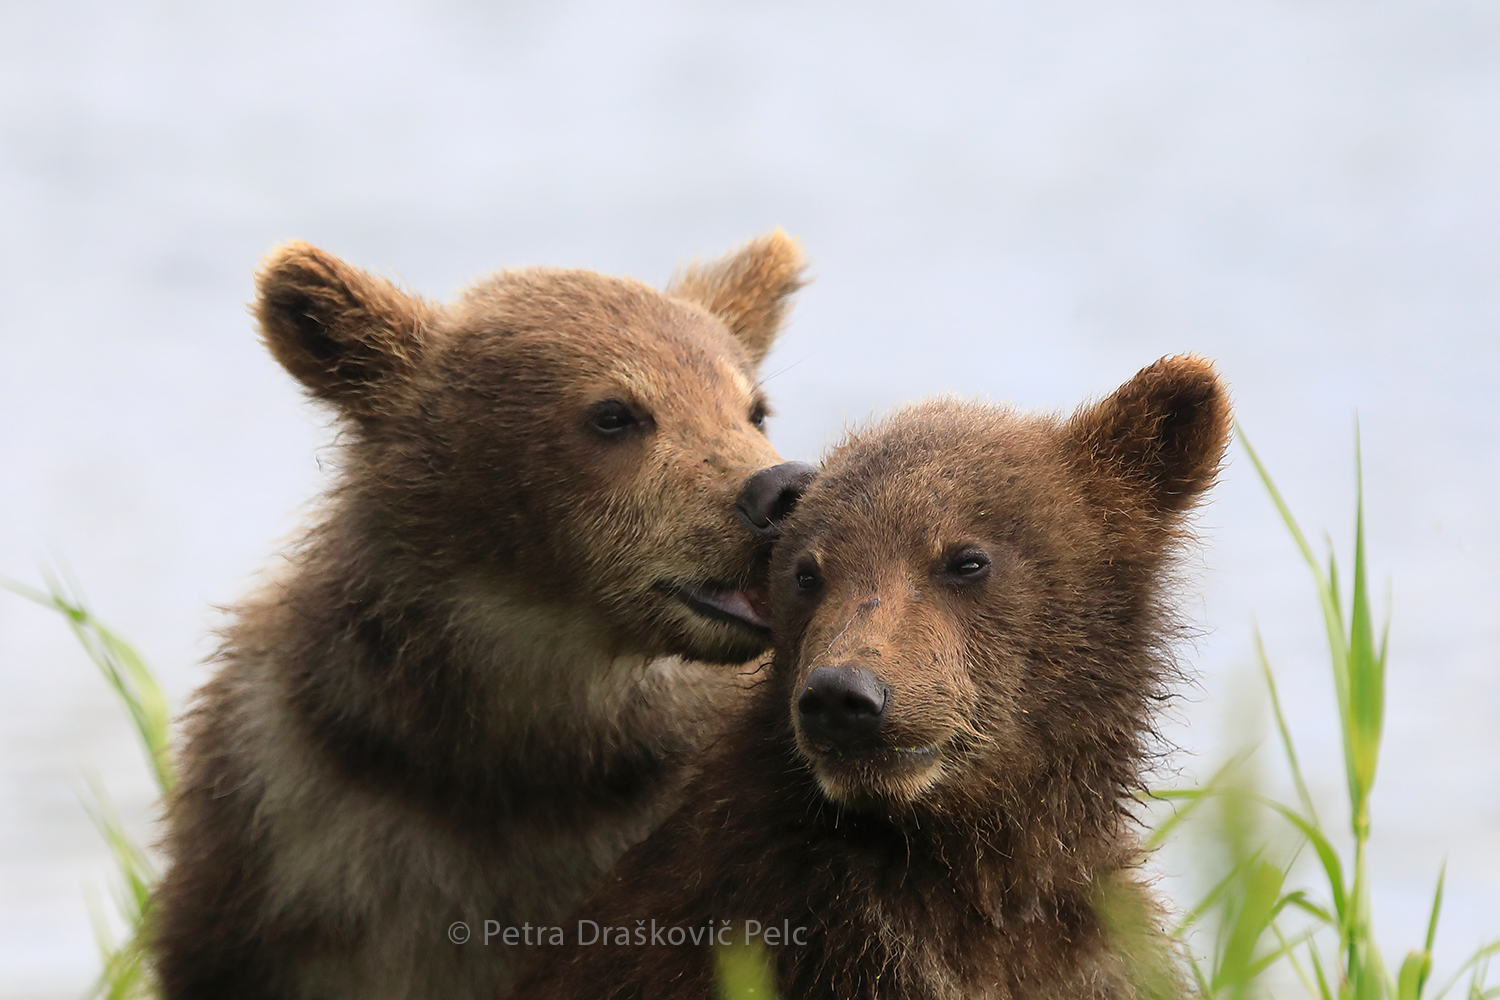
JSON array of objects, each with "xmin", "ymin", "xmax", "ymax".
[
  {"xmin": 806, "ymin": 747, "xmax": 945, "ymax": 809},
  {"xmin": 681, "ymin": 627, "xmax": 774, "ymax": 667}
]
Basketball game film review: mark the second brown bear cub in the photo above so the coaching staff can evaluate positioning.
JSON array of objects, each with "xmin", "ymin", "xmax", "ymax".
[{"xmin": 516, "ymin": 356, "xmax": 1230, "ymax": 1000}]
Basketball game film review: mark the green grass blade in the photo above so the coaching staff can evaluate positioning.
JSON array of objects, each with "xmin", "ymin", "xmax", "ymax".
[
  {"xmin": 1186, "ymin": 955, "xmax": 1213, "ymax": 999},
  {"xmin": 1141, "ymin": 789, "xmax": 1205, "ymax": 853},
  {"xmin": 1245, "ymin": 924, "xmax": 1316, "ymax": 981},
  {"xmin": 1308, "ymin": 939, "xmax": 1338, "ymax": 1000},
  {"xmin": 1402, "ymin": 952, "xmax": 1436, "ymax": 1000},
  {"xmin": 1256, "ymin": 626, "xmax": 1319, "ymax": 824},
  {"xmin": 1279, "ymin": 891, "xmax": 1336, "ymax": 927},
  {"xmin": 1431, "ymin": 942, "xmax": 1500, "ymax": 1000},
  {"xmin": 3, "ymin": 572, "xmax": 176, "ymax": 794},
  {"xmin": 1143, "ymin": 752, "xmax": 1252, "ymax": 851},
  {"xmin": 4, "ymin": 572, "xmax": 167, "ymax": 999},
  {"xmin": 1274, "ymin": 923, "xmax": 1323, "ymax": 999},
  {"xmin": 78, "ymin": 776, "xmax": 157, "ymax": 915},
  {"xmin": 1211, "ymin": 858, "xmax": 1286, "ymax": 993},
  {"xmin": 1173, "ymin": 854, "xmax": 1257, "ymax": 938},
  {"xmin": 1475, "ymin": 955, "xmax": 1500, "ymax": 1000},
  {"xmin": 1421, "ymin": 862, "xmax": 1447, "ymax": 996},
  {"xmin": 1327, "ymin": 538, "xmax": 1344, "ymax": 630},
  {"xmin": 716, "ymin": 938, "xmax": 780, "ymax": 999},
  {"xmin": 1238, "ymin": 426, "xmax": 1328, "ymax": 585},
  {"xmin": 1324, "ymin": 541, "xmax": 1361, "ymax": 819},
  {"xmin": 76, "ymin": 773, "xmax": 161, "ymax": 1000},
  {"xmin": 1346, "ymin": 428, "xmax": 1384, "ymax": 826},
  {"xmin": 1240, "ymin": 428, "xmax": 1360, "ymax": 811},
  {"xmin": 1258, "ymin": 797, "xmax": 1348, "ymax": 925}
]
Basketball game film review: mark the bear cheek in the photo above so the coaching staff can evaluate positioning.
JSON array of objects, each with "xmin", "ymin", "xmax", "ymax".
[{"xmin": 962, "ymin": 654, "xmax": 1049, "ymax": 780}]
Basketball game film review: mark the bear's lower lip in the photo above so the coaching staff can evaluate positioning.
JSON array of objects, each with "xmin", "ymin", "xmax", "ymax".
[
  {"xmin": 664, "ymin": 582, "xmax": 772, "ymax": 634},
  {"xmin": 805, "ymin": 747, "xmax": 943, "ymax": 806}
]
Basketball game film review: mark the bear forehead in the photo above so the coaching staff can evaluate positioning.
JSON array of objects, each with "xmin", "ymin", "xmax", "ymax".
[
  {"xmin": 439, "ymin": 268, "xmax": 759, "ymax": 392},
  {"xmin": 799, "ymin": 405, "xmax": 1075, "ymax": 544}
]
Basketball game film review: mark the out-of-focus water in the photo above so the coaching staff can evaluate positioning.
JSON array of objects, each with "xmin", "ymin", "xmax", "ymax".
[{"xmin": 2, "ymin": 2, "xmax": 1497, "ymax": 995}]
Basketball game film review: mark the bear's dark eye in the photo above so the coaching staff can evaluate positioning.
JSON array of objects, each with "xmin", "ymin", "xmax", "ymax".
[
  {"xmin": 944, "ymin": 548, "xmax": 991, "ymax": 583},
  {"xmin": 749, "ymin": 400, "xmax": 769, "ymax": 431},
  {"xmin": 586, "ymin": 400, "xmax": 639, "ymax": 438},
  {"xmin": 794, "ymin": 565, "xmax": 821, "ymax": 592}
]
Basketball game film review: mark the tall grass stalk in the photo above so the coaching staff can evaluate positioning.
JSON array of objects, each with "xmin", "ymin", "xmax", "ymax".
[
  {"xmin": 1172, "ymin": 428, "xmax": 1498, "ymax": 1000},
  {"xmin": 715, "ymin": 938, "xmax": 780, "ymax": 998},
  {"xmin": 1241, "ymin": 427, "xmax": 1387, "ymax": 1000},
  {"xmin": 4, "ymin": 569, "xmax": 171, "ymax": 1000}
]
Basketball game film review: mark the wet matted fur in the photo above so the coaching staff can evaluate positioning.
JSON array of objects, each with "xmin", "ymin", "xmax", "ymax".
[{"xmin": 153, "ymin": 233, "xmax": 807, "ymax": 999}]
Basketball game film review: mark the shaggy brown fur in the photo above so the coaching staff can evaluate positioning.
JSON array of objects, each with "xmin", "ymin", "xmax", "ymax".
[
  {"xmin": 152, "ymin": 233, "xmax": 809, "ymax": 1000},
  {"xmin": 513, "ymin": 356, "xmax": 1231, "ymax": 1000}
]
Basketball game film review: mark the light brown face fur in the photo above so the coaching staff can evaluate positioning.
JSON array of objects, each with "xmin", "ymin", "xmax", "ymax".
[
  {"xmin": 429, "ymin": 272, "xmax": 787, "ymax": 663},
  {"xmin": 154, "ymin": 235, "xmax": 811, "ymax": 1000},
  {"xmin": 772, "ymin": 356, "xmax": 1230, "ymax": 810},
  {"xmin": 255, "ymin": 233, "xmax": 805, "ymax": 665}
]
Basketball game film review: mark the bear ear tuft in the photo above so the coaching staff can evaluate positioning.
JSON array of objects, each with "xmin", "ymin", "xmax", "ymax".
[
  {"xmin": 665, "ymin": 229, "xmax": 807, "ymax": 367},
  {"xmin": 254, "ymin": 242, "xmax": 431, "ymax": 419},
  {"xmin": 1068, "ymin": 355, "xmax": 1232, "ymax": 517}
]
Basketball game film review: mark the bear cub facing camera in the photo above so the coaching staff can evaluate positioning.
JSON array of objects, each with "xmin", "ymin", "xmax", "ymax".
[{"xmin": 515, "ymin": 355, "xmax": 1231, "ymax": 1000}]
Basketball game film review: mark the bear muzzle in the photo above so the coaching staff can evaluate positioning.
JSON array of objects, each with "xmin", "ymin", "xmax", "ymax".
[
  {"xmin": 796, "ymin": 664, "xmax": 889, "ymax": 752},
  {"xmin": 793, "ymin": 661, "xmax": 954, "ymax": 806}
]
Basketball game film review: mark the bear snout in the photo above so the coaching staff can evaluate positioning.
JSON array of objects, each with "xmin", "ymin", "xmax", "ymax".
[
  {"xmin": 796, "ymin": 664, "xmax": 889, "ymax": 752},
  {"xmin": 735, "ymin": 461, "xmax": 818, "ymax": 537}
]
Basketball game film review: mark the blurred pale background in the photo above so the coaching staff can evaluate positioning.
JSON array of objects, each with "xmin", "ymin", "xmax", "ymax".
[{"xmin": 2, "ymin": 2, "xmax": 1497, "ymax": 996}]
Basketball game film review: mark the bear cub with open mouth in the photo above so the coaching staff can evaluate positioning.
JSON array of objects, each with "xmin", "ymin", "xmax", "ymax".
[
  {"xmin": 515, "ymin": 355, "xmax": 1230, "ymax": 1000},
  {"xmin": 153, "ymin": 233, "xmax": 814, "ymax": 1000}
]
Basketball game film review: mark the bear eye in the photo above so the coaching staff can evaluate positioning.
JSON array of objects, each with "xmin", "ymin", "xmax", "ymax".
[
  {"xmin": 586, "ymin": 400, "xmax": 639, "ymax": 438},
  {"xmin": 794, "ymin": 565, "xmax": 821, "ymax": 592},
  {"xmin": 944, "ymin": 548, "xmax": 991, "ymax": 582},
  {"xmin": 749, "ymin": 400, "xmax": 769, "ymax": 431}
]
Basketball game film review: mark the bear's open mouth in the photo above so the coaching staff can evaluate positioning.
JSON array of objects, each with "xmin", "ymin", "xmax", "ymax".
[{"xmin": 663, "ymin": 581, "xmax": 772, "ymax": 635}]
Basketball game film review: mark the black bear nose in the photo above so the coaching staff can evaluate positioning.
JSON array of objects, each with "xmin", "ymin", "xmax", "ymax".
[
  {"xmin": 797, "ymin": 665, "xmax": 888, "ymax": 751},
  {"xmin": 736, "ymin": 462, "xmax": 818, "ymax": 536}
]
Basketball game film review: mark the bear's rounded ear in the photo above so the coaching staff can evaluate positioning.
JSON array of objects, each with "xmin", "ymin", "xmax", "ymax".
[
  {"xmin": 1067, "ymin": 355, "xmax": 1231, "ymax": 517},
  {"xmin": 665, "ymin": 229, "xmax": 807, "ymax": 368},
  {"xmin": 254, "ymin": 242, "xmax": 432, "ymax": 420}
]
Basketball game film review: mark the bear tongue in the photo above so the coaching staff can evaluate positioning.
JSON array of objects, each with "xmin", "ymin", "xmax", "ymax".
[
  {"xmin": 693, "ymin": 586, "xmax": 770, "ymax": 629},
  {"xmin": 742, "ymin": 586, "xmax": 771, "ymax": 625}
]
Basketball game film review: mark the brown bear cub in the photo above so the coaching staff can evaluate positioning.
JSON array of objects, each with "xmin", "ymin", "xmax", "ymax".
[
  {"xmin": 153, "ymin": 233, "xmax": 816, "ymax": 1000},
  {"xmin": 515, "ymin": 356, "xmax": 1230, "ymax": 1000}
]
